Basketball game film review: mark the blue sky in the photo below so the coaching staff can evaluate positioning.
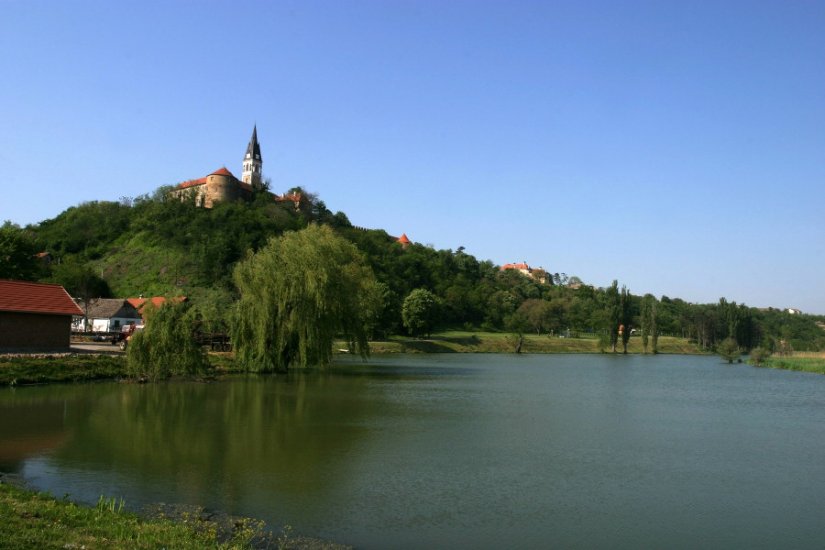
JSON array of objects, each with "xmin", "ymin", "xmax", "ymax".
[{"xmin": 2, "ymin": 1, "xmax": 823, "ymax": 313}]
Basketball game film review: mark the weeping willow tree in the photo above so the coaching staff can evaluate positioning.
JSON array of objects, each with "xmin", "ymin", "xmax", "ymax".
[
  {"xmin": 231, "ymin": 224, "xmax": 380, "ymax": 372},
  {"xmin": 126, "ymin": 301, "xmax": 208, "ymax": 381}
]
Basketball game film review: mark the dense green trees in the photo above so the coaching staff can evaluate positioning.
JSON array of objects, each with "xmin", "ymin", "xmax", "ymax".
[
  {"xmin": 0, "ymin": 222, "xmax": 41, "ymax": 281},
  {"xmin": 231, "ymin": 225, "xmax": 380, "ymax": 372}
]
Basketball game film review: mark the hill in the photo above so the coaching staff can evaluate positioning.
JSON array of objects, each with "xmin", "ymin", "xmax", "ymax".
[{"xmin": 3, "ymin": 188, "xmax": 825, "ymax": 352}]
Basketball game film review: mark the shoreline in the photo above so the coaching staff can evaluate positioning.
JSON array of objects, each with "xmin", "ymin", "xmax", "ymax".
[
  {"xmin": 2, "ymin": 334, "xmax": 823, "ymax": 388},
  {"xmin": 0, "ymin": 472, "xmax": 350, "ymax": 549}
]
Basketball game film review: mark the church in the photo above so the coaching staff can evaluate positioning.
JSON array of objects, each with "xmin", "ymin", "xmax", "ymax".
[{"xmin": 172, "ymin": 126, "xmax": 265, "ymax": 208}]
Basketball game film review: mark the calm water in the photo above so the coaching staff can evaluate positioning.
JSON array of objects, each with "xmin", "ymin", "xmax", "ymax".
[{"xmin": 2, "ymin": 354, "xmax": 825, "ymax": 549}]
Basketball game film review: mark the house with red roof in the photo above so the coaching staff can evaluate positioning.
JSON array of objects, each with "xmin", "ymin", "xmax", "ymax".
[
  {"xmin": 72, "ymin": 299, "xmax": 143, "ymax": 332},
  {"xmin": 0, "ymin": 279, "xmax": 83, "ymax": 351},
  {"xmin": 126, "ymin": 296, "xmax": 187, "ymax": 319}
]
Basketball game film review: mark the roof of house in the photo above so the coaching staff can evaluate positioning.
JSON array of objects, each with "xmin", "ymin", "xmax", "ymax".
[
  {"xmin": 76, "ymin": 299, "xmax": 141, "ymax": 320},
  {"xmin": 0, "ymin": 279, "xmax": 83, "ymax": 316},
  {"xmin": 126, "ymin": 296, "xmax": 187, "ymax": 315},
  {"xmin": 397, "ymin": 233, "xmax": 411, "ymax": 244}
]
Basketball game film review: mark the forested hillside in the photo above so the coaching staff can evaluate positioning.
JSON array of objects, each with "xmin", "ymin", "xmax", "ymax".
[{"xmin": 3, "ymin": 187, "xmax": 824, "ymax": 352}]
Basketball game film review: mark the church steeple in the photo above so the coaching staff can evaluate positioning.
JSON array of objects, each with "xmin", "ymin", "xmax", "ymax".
[{"xmin": 242, "ymin": 125, "xmax": 263, "ymax": 186}]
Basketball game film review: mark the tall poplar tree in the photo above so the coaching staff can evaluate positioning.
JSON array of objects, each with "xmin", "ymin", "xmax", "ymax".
[
  {"xmin": 231, "ymin": 225, "xmax": 380, "ymax": 372},
  {"xmin": 640, "ymin": 293, "xmax": 660, "ymax": 354},
  {"xmin": 605, "ymin": 280, "xmax": 621, "ymax": 353},
  {"xmin": 620, "ymin": 285, "xmax": 633, "ymax": 354}
]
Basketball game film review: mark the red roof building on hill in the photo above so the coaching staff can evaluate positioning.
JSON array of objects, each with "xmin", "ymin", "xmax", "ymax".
[
  {"xmin": 0, "ymin": 279, "xmax": 83, "ymax": 351},
  {"xmin": 168, "ymin": 127, "xmax": 312, "ymax": 211},
  {"xmin": 397, "ymin": 233, "xmax": 411, "ymax": 248},
  {"xmin": 500, "ymin": 262, "xmax": 550, "ymax": 284}
]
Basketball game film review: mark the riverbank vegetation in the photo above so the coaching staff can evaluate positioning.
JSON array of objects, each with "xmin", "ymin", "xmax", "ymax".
[
  {"xmin": 0, "ymin": 355, "xmax": 126, "ymax": 386},
  {"xmin": 3, "ymin": 190, "xmax": 825, "ymax": 366},
  {"xmin": 0, "ymin": 482, "xmax": 271, "ymax": 549},
  {"xmin": 752, "ymin": 352, "xmax": 825, "ymax": 375}
]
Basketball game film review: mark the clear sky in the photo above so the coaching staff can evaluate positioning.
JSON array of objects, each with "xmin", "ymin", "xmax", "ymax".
[{"xmin": 2, "ymin": 1, "xmax": 823, "ymax": 313}]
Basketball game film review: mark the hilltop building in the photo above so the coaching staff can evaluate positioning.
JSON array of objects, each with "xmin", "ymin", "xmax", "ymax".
[
  {"xmin": 501, "ymin": 262, "xmax": 550, "ymax": 284},
  {"xmin": 172, "ymin": 125, "xmax": 276, "ymax": 208}
]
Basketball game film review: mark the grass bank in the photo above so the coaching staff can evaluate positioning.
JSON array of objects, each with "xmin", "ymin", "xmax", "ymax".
[
  {"xmin": 364, "ymin": 331, "xmax": 703, "ymax": 355},
  {"xmin": 753, "ymin": 352, "xmax": 825, "ymax": 375},
  {"xmin": 0, "ymin": 481, "xmax": 349, "ymax": 549},
  {"xmin": 0, "ymin": 482, "xmax": 266, "ymax": 549},
  {"xmin": 0, "ymin": 355, "xmax": 127, "ymax": 386},
  {"xmin": 0, "ymin": 353, "xmax": 243, "ymax": 387}
]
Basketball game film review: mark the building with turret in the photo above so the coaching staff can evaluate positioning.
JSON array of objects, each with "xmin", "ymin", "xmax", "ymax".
[{"xmin": 171, "ymin": 126, "xmax": 262, "ymax": 208}]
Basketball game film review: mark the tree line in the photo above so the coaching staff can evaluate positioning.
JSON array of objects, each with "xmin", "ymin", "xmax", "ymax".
[{"xmin": 2, "ymin": 187, "xmax": 823, "ymax": 369}]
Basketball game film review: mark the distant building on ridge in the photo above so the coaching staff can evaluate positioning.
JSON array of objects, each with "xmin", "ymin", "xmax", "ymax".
[{"xmin": 501, "ymin": 261, "xmax": 550, "ymax": 284}]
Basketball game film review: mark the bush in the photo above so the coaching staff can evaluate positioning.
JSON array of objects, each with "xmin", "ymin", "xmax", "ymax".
[
  {"xmin": 718, "ymin": 337, "xmax": 740, "ymax": 364},
  {"xmin": 749, "ymin": 347, "xmax": 771, "ymax": 367}
]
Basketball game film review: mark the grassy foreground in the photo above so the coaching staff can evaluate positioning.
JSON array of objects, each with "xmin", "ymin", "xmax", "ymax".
[
  {"xmin": 365, "ymin": 331, "xmax": 702, "ymax": 355},
  {"xmin": 0, "ymin": 482, "xmax": 266, "ymax": 549}
]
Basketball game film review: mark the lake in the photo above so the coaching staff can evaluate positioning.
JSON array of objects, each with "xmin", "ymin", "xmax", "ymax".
[{"xmin": 2, "ymin": 354, "xmax": 825, "ymax": 549}]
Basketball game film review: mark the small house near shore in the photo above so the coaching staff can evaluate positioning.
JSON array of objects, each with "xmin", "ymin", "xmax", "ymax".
[
  {"xmin": 0, "ymin": 279, "xmax": 83, "ymax": 352},
  {"xmin": 73, "ymin": 299, "xmax": 142, "ymax": 332}
]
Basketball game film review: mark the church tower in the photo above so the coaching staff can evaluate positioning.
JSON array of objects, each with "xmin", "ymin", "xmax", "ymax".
[{"xmin": 242, "ymin": 125, "xmax": 263, "ymax": 186}]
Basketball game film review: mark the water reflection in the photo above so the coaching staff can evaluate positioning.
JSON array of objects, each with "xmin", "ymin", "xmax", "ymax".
[
  {"xmin": 2, "ymin": 355, "xmax": 825, "ymax": 549},
  {"xmin": 0, "ymin": 390, "xmax": 73, "ymax": 471}
]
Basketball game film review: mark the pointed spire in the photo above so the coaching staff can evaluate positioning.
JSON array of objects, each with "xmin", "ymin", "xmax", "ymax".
[{"xmin": 245, "ymin": 124, "xmax": 262, "ymax": 161}]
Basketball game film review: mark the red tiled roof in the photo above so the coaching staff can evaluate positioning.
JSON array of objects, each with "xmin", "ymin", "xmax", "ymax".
[
  {"xmin": 210, "ymin": 167, "xmax": 234, "ymax": 177},
  {"xmin": 126, "ymin": 296, "xmax": 187, "ymax": 316},
  {"xmin": 501, "ymin": 262, "xmax": 530, "ymax": 271},
  {"xmin": 0, "ymin": 279, "xmax": 83, "ymax": 316},
  {"xmin": 397, "ymin": 233, "xmax": 411, "ymax": 244},
  {"xmin": 179, "ymin": 177, "xmax": 207, "ymax": 189},
  {"xmin": 178, "ymin": 167, "xmax": 242, "ymax": 190}
]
